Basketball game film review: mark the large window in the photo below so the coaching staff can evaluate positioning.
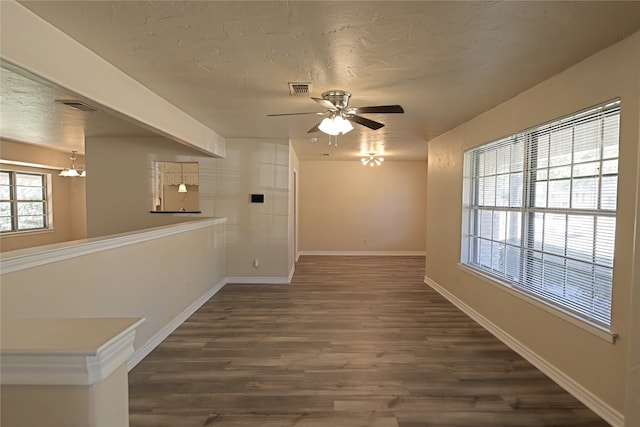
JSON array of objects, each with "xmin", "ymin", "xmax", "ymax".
[
  {"xmin": 0, "ymin": 170, "xmax": 50, "ymax": 233},
  {"xmin": 461, "ymin": 100, "xmax": 620, "ymax": 329}
]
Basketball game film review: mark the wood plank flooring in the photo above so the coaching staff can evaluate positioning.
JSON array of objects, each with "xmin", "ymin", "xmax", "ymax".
[{"xmin": 128, "ymin": 256, "xmax": 608, "ymax": 426}]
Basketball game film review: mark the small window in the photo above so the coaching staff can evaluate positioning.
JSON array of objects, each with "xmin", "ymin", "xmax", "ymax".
[
  {"xmin": 0, "ymin": 170, "xmax": 50, "ymax": 233},
  {"xmin": 461, "ymin": 99, "xmax": 620, "ymax": 329}
]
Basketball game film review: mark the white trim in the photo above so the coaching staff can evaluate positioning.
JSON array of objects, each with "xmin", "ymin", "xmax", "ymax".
[
  {"xmin": 0, "ymin": 158, "xmax": 65, "ymax": 171},
  {"xmin": 298, "ymin": 251, "xmax": 426, "ymax": 256},
  {"xmin": 288, "ymin": 264, "xmax": 295, "ymax": 283},
  {"xmin": 2, "ymin": 318, "xmax": 144, "ymax": 386},
  {"xmin": 457, "ymin": 263, "xmax": 617, "ymax": 343},
  {"xmin": 423, "ymin": 275, "xmax": 624, "ymax": 427},
  {"xmin": 127, "ymin": 279, "xmax": 226, "ymax": 370},
  {"xmin": 0, "ymin": 218, "xmax": 226, "ymax": 275},
  {"xmin": 224, "ymin": 276, "xmax": 292, "ymax": 285}
]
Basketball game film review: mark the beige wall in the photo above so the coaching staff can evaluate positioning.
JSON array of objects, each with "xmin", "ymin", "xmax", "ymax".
[
  {"xmin": 299, "ymin": 160, "xmax": 426, "ymax": 253},
  {"xmin": 0, "ymin": 139, "xmax": 87, "ymax": 252},
  {"xmin": 84, "ymin": 136, "xmax": 214, "ymax": 238},
  {"xmin": 0, "ymin": 134, "xmax": 293, "ymax": 280},
  {"xmin": 425, "ymin": 31, "xmax": 640, "ymax": 422},
  {"xmin": 625, "ymin": 51, "xmax": 640, "ymax": 425},
  {"xmin": 161, "ymin": 185, "xmax": 200, "ymax": 212},
  {"xmin": 219, "ymin": 138, "xmax": 291, "ymax": 280},
  {"xmin": 85, "ymin": 136, "xmax": 292, "ymax": 280}
]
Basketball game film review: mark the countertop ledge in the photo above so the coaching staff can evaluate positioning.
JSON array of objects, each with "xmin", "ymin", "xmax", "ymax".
[{"xmin": 0, "ymin": 317, "xmax": 145, "ymax": 386}]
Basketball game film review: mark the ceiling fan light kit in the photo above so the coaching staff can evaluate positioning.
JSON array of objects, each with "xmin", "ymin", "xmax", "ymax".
[{"xmin": 318, "ymin": 115, "xmax": 354, "ymax": 135}]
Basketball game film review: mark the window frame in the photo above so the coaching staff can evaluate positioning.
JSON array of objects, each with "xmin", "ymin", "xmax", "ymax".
[
  {"xmin": 0, "ymin": 169, "xmax": 52, "ymax": 234},
  {"xmin": 460, "ymin": 99, "xmax": 620, "ymax": 337}
]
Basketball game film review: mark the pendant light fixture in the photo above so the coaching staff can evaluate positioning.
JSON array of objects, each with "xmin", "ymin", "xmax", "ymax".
[
  {"xmin": 59, "ymin": 150, "xmax": 86, "ymax": 177},
  {"xmin": 178, "ymin": 163, "xmax": 187, "ymax": 193}
]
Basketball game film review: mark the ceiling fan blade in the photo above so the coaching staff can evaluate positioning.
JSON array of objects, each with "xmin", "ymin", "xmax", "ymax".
[
  {"xmin": 307, "ymin": 122, "xmax": 321, "ymax": 133},
  {"xmin": 353, "ymin": 105, "xmax": 404, "ymax": 114},
  {"xmin": 348, "ymin": 114, "xmax": 385, "ymax": 130},
  {"xmin": 267, "ymin": 112, "xmax": 321, "ymax": 117},
  {"xmin": 311, "ymin": 97, "xmax": 338, "ymax": 111}
]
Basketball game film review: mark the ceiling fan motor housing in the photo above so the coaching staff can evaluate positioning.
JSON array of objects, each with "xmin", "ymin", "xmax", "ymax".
[{"xmin": 322, "ymin": 90, "xmax": 351, "ymax": 110}]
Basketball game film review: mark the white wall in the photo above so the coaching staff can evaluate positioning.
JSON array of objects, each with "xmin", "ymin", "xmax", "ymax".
[
  {"xmin": 424, "ymin": 31, "xmax": 640, "ymax": 425},
  {"xmin": 0, "ymin": 219, "xmax": 226, "ymax": 357},
  {"xmin": 299, "ymin": 160, "xmax": 427, "ymax": 254}
]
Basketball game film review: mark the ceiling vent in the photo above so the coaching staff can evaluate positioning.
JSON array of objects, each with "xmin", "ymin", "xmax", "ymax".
[
  {"xmin": 55, "ymin": 100, "xmax": 98, "ymax": 112},
  {"xmin": 288, "ymin": 82, "xmax": 311, "ymax": 96}
]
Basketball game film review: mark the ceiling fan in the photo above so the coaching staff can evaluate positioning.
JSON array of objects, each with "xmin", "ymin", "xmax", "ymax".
[{"xmin": 267, "ymin": 90, "xmax": 404, "ymax": 135}]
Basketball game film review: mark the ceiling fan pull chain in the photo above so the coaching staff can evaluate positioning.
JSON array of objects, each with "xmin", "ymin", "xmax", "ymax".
[{"xmin": 327, "ymin": 134, "xmax": 338, "ymax": 147}]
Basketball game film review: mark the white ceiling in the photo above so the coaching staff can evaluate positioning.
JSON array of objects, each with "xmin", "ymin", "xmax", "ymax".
[{"xmin": 4, "ymin": 1, "xmax": 640, "ymax": 161}]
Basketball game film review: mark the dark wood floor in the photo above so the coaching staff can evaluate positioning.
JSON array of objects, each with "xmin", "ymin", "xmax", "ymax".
[{"xmin": 129, "ymin": 256, "xmax": 608, "ymax": 427}]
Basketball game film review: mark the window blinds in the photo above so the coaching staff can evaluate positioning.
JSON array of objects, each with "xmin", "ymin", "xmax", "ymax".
[{"xmin": 461, "ymin": 99, "xmax": 620, "ymax": 328}]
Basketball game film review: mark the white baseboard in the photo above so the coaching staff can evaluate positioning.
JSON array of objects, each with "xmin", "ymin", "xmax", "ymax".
[
  {"xmin": 423, "ymin": 275, "xmax": 624, "ymax": 427},
  {"xmin": 127, "ymin": 279, "xmax": 226, "ymax": 370},
  {"xmin": 224, "ymin": 276, "xmax": 291, "ymax": 284},
  {"xmin": 299, "ymin": 251, "xmax": 425, "ymax": 256},
  {"xmin": 234, "ymin": 264, "xmax": 294, "ymax": 284}
]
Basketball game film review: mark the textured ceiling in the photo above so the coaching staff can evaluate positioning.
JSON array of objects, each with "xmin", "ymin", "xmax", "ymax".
[
  {"xmin": 0, "ymin": 63, "xmax": 156, "ymax": 153},
  {"xmin": 5, "ymin": 1, "xmax": 640, "ymax": 160}
]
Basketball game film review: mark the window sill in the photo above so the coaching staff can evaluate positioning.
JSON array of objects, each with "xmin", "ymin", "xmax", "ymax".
[
  {"xmin": 0, "ymin": 228, "xmax": 56, "ymax": 239},
  {"xmin": 457, "ymin": 263, "xmax": 618, "ymax": 344}
]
